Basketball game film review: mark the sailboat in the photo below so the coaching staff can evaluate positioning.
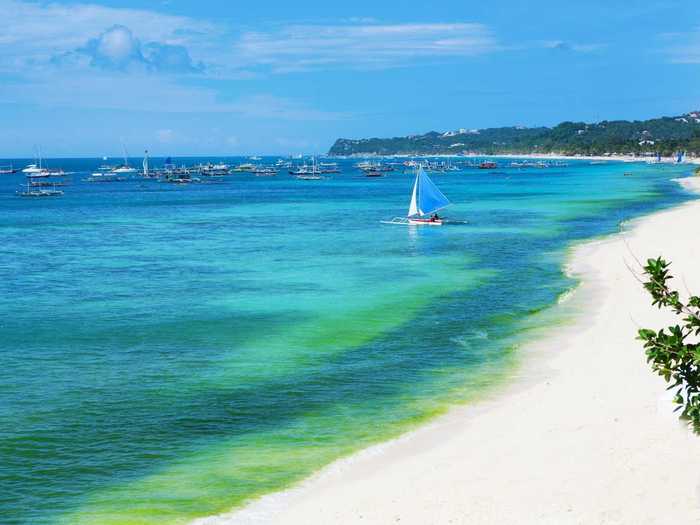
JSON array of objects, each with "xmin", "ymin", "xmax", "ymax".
[
  {"xmin": 22, "ymin": 163, "xmax": 46, "ymax": 174},
  {"xmin": 383, "ymin": 167, "xmax": 451, "ymax": 226},
  {"xmin": 291, "ymin": 156, "xmax": 324, "ymax": 179},
  {"xmin": 111, "ymin": 143, "xmax": 137, "ymax": 173},
  {"xmin": 22, "ymin": 147, "xmax": 48, "ymax": 175}
]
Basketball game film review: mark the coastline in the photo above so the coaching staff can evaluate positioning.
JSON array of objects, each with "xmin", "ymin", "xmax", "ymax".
[
  {"xmin": 196, "ymin": 177, "xmax": 700, "ymax": 525},
  {"xmin": 486, "ymin": 153, "xmax": 700, "ymax": 165},
  {"xmin": 332, "ymin": 153, "xmax": 700, "ymax": 165}
]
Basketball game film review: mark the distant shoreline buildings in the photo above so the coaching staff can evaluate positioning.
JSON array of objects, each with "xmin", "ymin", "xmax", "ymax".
[{"xmin": 329, "ymin": 111, "xmax": 700, "ymax": 158}]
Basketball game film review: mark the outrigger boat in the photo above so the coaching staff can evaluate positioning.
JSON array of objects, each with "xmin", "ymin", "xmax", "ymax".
[
  {"xmin": 17, "ymin": 181, "xmax": 64, "ymax": 197},
  {"xmin": 252, "ymin": 166, "xmax": 278, "ymax": 176},
  {"xmin": 290, "ymin": 157, "xmax": 325, "ymax": 179},
  {"xmin": 233, "ymin": 163, "xmax": 255, "ymax": 172},
  {"xmin": 319, "ymin": 162, "xmax": 341, "ymax": 174},
  {"xmin": 383, "ymin": 167, "xmax": 451, "ymax": 226},
  {"xmin": 85, "ymin": 172, "xmax": 129, "ymax": 183}
]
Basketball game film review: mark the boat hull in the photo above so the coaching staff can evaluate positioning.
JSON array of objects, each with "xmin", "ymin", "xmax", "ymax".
[
  {"xmin": 381, "ymin": 217, "xmax": 445, "ymax": 226},
  {"xmin": 408, "ymin": 218, "xmax": 443, "ymax": 226},
  {"xmin": 17, "ymin": 190, "xmax": 63, "ymax": 197}
]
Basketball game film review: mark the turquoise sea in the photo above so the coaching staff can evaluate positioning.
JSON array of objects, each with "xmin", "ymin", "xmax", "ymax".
[{"xmin": 0, "ymin": 157, "xmax": 694, "ymax": 524}]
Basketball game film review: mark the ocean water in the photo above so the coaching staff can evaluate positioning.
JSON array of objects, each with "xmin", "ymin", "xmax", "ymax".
[{"xmin": 0, "ymin": 157, "xmax": 694, "ymax": 524}]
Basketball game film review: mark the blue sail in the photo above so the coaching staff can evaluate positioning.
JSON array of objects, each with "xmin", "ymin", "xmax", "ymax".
[{"xmin": 412, "ymin": 167, "xmax": 451, "ymax": 216}]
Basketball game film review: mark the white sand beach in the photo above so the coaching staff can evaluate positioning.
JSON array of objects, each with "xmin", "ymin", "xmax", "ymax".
[
  {"xmin": 203, "ymin": 178, "xmax": 700, "ymax": 525},
  {"xmin": 343, "ymin": 152, "xmax": 700, "ymax": 165}
]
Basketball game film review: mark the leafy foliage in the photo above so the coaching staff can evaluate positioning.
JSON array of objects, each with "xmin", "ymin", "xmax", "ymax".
[
  {"xmin": 329, "ymin": 112, "xmax": 700, "ymax": 156},
  {"xmin": 638, "ymin": 257, "xmax": 700, "ymax": 432}
]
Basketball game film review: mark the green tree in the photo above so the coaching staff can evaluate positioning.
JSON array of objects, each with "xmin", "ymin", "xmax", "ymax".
[{"xmin": 638, "ymin": 257, "xmax": 700, "ymax": 432}]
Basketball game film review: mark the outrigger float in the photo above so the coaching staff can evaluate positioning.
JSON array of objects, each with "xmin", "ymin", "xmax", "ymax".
[{"xmin": 382, "ymin": 167, "xmax": 452, "ymax": 226}]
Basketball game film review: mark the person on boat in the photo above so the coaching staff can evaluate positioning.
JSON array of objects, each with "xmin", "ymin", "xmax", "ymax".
[{"xmin": 431, "ymin": 213, "xmax": 440, "ymax": 222}]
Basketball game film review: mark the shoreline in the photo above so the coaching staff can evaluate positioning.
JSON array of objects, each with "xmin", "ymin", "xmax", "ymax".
[
  {"xmin": 331, "ymin": 153, "xmax": 700, "ymax": 165},
  {"xmin": 196, "ymin": 178, "xmax": 700, "ymax": 525}
]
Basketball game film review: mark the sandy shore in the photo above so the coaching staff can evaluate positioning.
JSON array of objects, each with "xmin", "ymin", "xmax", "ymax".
[
  {"xmin": 339, "ymin": 152, "xmax": 700, "ymax": 164},
  {"xmin": 200, "ymin": 179, "xmax": 700, "ymax": 525},
  {"xmin": 456, "ymin": 153, "xmax": 698, "ymax": 164},
  {"xmin": 495, "ymin": 153, "xmax": 700, "ymax": 165},
  {"xmin": 479, "ymin": 153, "xmax": 641, "ymax": 163}
]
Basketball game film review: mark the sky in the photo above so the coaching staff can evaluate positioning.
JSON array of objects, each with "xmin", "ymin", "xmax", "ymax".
[{"xmin": 1, "ymin": 0, "xmax": 700, "ymax": 156}]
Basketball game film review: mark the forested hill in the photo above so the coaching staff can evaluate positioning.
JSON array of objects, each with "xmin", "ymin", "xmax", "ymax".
[{"xmin": 328, "ymin": 112, "xmax": 700, "ymax": 156}]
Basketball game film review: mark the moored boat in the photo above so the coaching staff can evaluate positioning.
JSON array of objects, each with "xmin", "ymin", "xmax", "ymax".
[
  {"xmin": 22, "ymin": 163, "xmax": 46, "ymax": 174},
  {"xmin": 290, "ymin": 157, "xmax": 325, "ymax": 179},
  {"xmin": 252, "ymin": 166, "xmax": 278, "ymax": 176},
  {"xmin": 233, "ymin": 163, "xmax": 256, "ymax": 172},
  {"xmin": 17, "ymin": 188, "xmax": 64, "ymax": 197},
  {"xmin": 319, "ymin": 162, "xmax": 341, "ymax": 174},
  {"xmin": 109, "ymin": 143, "xmax": 138, "ymax": 173},
  {"xmin": 85, "ymin": 173, "xmax": 128, "ymax": 183},
  {"xmin": 198, "ymin": 162, "xmax": 231, "ymax": 176},
  {"xmin": 16, "ymin": 180, "xmax": 63, "ymax": 197},
  {"xmin": 358, "ymin": 161, "xmax": 393, "ymax": 174},
  {"xmin": 112, "ymin": 165, "xmax": 137, "ymax": 173}
]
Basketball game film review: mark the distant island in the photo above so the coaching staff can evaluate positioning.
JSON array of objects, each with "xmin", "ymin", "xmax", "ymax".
[{"xmin": 328, "ymin": 112, "xmax": 700, "ymax": 157}]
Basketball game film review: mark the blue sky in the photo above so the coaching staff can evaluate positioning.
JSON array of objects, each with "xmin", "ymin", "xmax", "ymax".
[{"xmin": 1, "ymin": 0, "xmax": 700, "ymax": 156}]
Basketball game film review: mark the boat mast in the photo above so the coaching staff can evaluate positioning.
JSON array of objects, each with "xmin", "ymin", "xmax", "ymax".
[
  {"xmin": 143, "ymin": 150, "xmax": 149, "ymax": 177},
  {"xmin": 122, "ymin": 142, "xmax": 130, "ymax": 167}
]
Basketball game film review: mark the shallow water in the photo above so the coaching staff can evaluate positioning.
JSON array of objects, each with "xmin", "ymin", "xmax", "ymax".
[{"xmin": 0, "ymin": 158, "xmax": 693, "ymax": 524}]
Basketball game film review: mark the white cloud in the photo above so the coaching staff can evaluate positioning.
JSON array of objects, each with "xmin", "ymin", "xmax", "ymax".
[
  {"xmin": 94, "ymin": 25, "xmax": 141, "ymax": 64},
  {"xmin": 661, "ymin": 28, "xmax": 700, "ymax": 63},
  {"xmin": 234, "ymin": 23, "xmax": 499, "ymax": 72},
  {"xmin": 0, "ymin": 1, "xmax": 347, "ymax": 119},
  {"xmin": 0, "ymin": 1, "xmax": 501, "ymax": 119},
  {"xmin": 57, "ymin": 25, "xmax": 203, "ymax": 73},
  {"xmin": 541, "ymin": 40, "xmax": 605, "ymax": 53},
  {"xmin": 0, "ymin": 2, "xmax": 499, "ymax": 77},
  {"xmin": 156, "ymin": 129, "xmax": 175, "ymax": 143},
  {"xmin": 0, "ymin": 72, "xmax": 346, "ymax": 120},
  {"xmin": 0, "ymin": 0, "xmax": 216, "ymax": 74}
]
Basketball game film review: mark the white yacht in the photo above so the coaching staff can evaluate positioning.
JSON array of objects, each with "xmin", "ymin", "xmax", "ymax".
[{"xmin": 22, "ymin": 164, "xmax": 47, "ymax": 174}]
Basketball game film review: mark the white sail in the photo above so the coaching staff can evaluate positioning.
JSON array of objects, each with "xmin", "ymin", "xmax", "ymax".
[
  {"xmin": 143, "ymin": 150, "xmax": 149, "ymax": 176},
  {"xmin": 407, "ymin": 172, "xmax": 419, "ymax": 217},
  {"xmin": 407, "ymin": 168, "xmax": 450, "ymax": 217}
]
